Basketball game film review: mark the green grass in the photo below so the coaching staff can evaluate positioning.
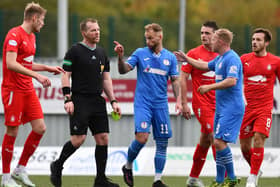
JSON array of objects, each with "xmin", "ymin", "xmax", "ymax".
[{"xmin": 15, "ymin": 175, "xmax": 280, "ymax": 187}]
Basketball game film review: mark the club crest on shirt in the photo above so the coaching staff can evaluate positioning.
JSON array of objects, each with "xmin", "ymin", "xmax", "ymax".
[
  {"xmin": 163, "ymin": 59, "xmax": 170, "ymax": 66},
  {"xmin": 267, "ymin": 64, "xmax": 271, "ymax": 70}
]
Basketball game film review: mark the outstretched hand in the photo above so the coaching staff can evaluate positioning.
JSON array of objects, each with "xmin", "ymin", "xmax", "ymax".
[
  {"xmin": 48, "ymin": 66, "xmax": 65, "ymax": 75},
  {"xmin": 173, "ymin": 50, "xmax": 188, "ymax": 62},
  {"xmin": 114, "ymin": 41, "xmax": 124, "ymax": 57}
]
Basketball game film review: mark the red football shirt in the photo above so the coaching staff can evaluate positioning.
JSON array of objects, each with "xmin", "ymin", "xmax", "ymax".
[
  {"xmin": 181, "ymin": 45, "xmax": 218, "ymax": 109},
  {"xmin": 241, "ymin": 52, "xmax": 280, "ymax": 110},
  {"xmin": 2, "ymin": 26, "xmax": 36, "ymax": 91}
]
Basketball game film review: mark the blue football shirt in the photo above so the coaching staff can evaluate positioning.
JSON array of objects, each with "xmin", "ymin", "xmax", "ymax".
[
  {"xmin": 126, "ymin": 47, "xmax": 178, "ymax": 108},
  {"xmin": 208, "ymin": 50, "xmax": 245, "ymax": 114}
]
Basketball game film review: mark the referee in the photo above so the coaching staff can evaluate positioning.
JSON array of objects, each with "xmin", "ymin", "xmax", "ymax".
[{"xmin": 50, "ymin": 18, "xmax": 121, "ymax": 187}]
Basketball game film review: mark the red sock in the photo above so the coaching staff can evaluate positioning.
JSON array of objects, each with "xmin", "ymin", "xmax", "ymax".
[
  {"xmin": 18, "ymin": 131, "xmax": 43, "ymax": 166},
  {"xmin": 189, "ymin": 144, "xmax": 209, "ymax": 178},
  {"xmin": 250, "ymin": 147, "xmax": 264, "ymax": 175},
  {"xmin": 2, "ymin": 134, "xmax": 16, "ymax": 173},
  {"xmin": 242, "ymin": 148, "xmax": 252, "ymax": 166}
]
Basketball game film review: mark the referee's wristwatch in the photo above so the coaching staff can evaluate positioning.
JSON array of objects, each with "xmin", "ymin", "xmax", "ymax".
[{"xmin": 64, "ymin": 95, "xmax": 72, "ymax": 104}]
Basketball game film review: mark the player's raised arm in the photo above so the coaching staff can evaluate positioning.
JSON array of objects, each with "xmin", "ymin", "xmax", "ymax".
[
  {"xmin": 174, "ymin": 50, "xmax": 209, "ymax": 71},
  {"xmin": 113, "ymin": 41, "xmax": 132, "ymax": 74}
]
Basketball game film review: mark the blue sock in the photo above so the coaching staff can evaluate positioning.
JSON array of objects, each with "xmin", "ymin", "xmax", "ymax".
[
  {"xmin": 216, "ymin": 146, "xmax": 236, "ymax": 182},
  {"xmin": 154, "ymin": 138, "xmax": 168, "ymax": 174},
  {"xmin": 222, "ymin": 147, "xmax": 235, "ymax": 180},
  {"xmin": 216, "ymin": 149, "xmax": 226, "ymax": 183},
  {"xmin": 127, "ymin": 140, "xmax": 145, "ymax": 163}
]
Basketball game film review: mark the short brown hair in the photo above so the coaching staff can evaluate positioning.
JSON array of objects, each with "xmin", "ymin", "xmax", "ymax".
[
  {"xmin": 80, "ymin": 18, "xmax": 98, "ymax": 32},
  {"xmin": 144, "ymin": 23, "xmax": 162, "ymax": 33},
  {"xmin": 24, "ymin": 2, "xmax": 46, "ymax": 20},
  {"xmin": 253, "ymin": 28, "xmax": 272, "ymax": 42},
  {"xmin": 215, "ymin": 28, "xmax": 233, "ymax": 44}
]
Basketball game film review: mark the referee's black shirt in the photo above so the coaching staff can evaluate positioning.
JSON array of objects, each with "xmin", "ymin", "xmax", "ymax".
[{"xmin": 63, "ymin": 42, "xmax": 110, "ymax": 95}]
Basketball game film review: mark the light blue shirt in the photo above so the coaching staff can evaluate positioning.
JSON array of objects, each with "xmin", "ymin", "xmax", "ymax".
[
  {"xmin": 208, "ymin": 50, "xmax": 245, "ymax": 114},
  {"xmin": 127, "ymin": 47, "xmax": 178, "ymax": 108}
]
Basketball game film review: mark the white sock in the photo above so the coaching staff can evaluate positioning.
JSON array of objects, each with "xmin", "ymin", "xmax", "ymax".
[
  {"xmin": 154, "ymin": 173, "xmax": 162, "ymax": 182},
  {"xmin": 15, "ymin": 164, "xmax": 26, "ymax": 173},
  {"xmin": 2, "ymin": 173, "xmax": 11, "ymax": 182}
]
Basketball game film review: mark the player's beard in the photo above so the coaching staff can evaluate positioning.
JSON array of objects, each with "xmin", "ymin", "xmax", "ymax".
[
  {"xmin": 252, "ymin": 43, "xmax": 265, "ymax": 54},
  {"xmin": 85, "ymin": 34, "xmax": 99, "ymax": 45},
  {"xmin": 148, "ymin": 42, "xmax": 159, "ymax": 52}
]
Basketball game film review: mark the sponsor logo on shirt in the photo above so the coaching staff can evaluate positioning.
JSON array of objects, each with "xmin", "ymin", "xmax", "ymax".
[
  {"xmin": 8, "ymin": 40, "xmax": 17, "ymax": 46},
  {"xmin": 23, "ymin": 55, "xmax": 34, "ymax": 63},
  {"xmin": 182, "ymin": 62, "xmax": 188, "ymax": 66},
  {"xmin": 244, "ymin": 62, "xmax": 250, "ymax": 66},
  {"xmin": 229, "ymin": 65, "xmax": 237, "ymax": 74},
  {"xmin": 143, "ymin": 66, "xmax": 167, "ymax": 76},
  {"xmin": 92, "ymin": 55, "xmax": 96, "ymax": 60},
  {"xmin": 202, "ymin": 71, "xmax": 215, "ymax": 77},
  {"xmin": 248, "ymin": 75, "xmax": 267, "ymax": 82}
]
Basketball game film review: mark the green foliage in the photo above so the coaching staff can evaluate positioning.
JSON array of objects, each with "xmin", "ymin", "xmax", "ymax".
[{"xmin": 0, "ymin": 0, "xmax": 280, "ymax": 57}]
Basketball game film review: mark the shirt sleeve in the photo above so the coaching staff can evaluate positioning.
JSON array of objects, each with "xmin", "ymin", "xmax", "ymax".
[
  {"xmin": 181, "ymin": 51, "xmax": 195, "ymax": 73},
  {"xmin": 5, "ymin": 30, "xmax": 20, "ymax": 53},
  {"xmin": 208, "ymin": 57, "xmax": 218, "ymax": 71},
  {"xmin": 226, "ymin": 57, "xmax": 241, "ymax": 79},
  {"xmin": 63, "ymin": 47, "xmax": 75, "ymax": 72},
  {"xmin": 276, "ymin": 58, "xmax": 280, "ymax": 81},
  {"xmin": 169, "ymin": 53, "xmax": 179, "ymax": 76},
  {"xmin": 126, "ymin": 49, "xmax": 140, "ymax": 69},
  {"xmin": 104, "ymin": 53, "xmax": 110, "ymax": 72}
]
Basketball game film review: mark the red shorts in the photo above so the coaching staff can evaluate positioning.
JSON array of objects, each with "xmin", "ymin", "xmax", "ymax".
[
  {"xmin": 193, "ymin": 106, "xmax": 215, "ymax": 134},
  {"xmin": 239, "ymin": 108, "xmax": 272, "ymax": 139},
  {"xmin": 2, "ymin": 88, "xmax": 43, "ymax": 126}
]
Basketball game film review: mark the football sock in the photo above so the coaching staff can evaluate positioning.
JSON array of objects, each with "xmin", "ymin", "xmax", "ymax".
[
  {"xmin": 56, "ymin": 141, "xmax": 78, "ymax": 167},
  {"xmin": 95, "ymin": 145, "xmax": 107, "ymax": 178},
  {"xmin": 18, "ymin": 131, "xmax": 42, "ymax": 166},
  {"xmin": 220, "ymin": 146, "xmax": 235, "ymax": 180},
  {"xmin": 189, "ymin": 144, "xmax": 209, "ymax": 178},
  {"xmin": 154, "ymin": 138, "xmax": 168, "ymax": 176},
  {"xmin": 215, "ymin": 149, "xmax": 226, "ymax": 183},
  {"xmin": 126, "ymin": 139, "xmax": 145, "ymax": 168},
  {"xmin": 242, "ymin": 148, "xmax": 252, "ymax": 166},
  {"xmin": 2, "ymin": 134, "xmax": 16, "ymax": 173},
  {"xmin": 250, "ymin": 147, "xmax": 264, "ymax": 175}
]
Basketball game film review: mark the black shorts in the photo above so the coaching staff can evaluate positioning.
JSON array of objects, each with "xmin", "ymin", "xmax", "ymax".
[{"xmin": 69, "ymin": 94, "xmax": 109, "ymax": 135}]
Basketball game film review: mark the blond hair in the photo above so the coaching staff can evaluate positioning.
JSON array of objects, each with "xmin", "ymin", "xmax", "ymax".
[
  {"xmin": 24, "ymin": 2, "xmax": 46, "ymax": 20},
  {"xmin": 144, "ymin": 23, "xmax": 163, "ymax": 33},
  {"xmin": 215, "ymin": 28, "xmax": 233, "ymax": 44}
]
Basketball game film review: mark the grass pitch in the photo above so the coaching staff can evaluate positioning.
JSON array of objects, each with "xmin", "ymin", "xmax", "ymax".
[{"xmin": 19, "ymin": 175, "xmax": 280, "ymax": 187}]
